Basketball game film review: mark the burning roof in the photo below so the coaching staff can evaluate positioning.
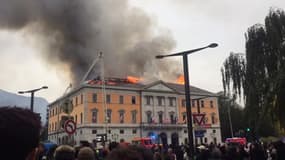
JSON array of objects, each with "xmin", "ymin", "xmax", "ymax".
[
  {"xmin": 83, "ymin": 76, "xmax": 215, "ymax": 96},
  {"xmin": 85, "ymin": 76, "xmax": 143, "ymax": 86}
]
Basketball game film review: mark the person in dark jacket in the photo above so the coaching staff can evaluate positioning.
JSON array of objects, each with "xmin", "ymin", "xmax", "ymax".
[{"xmin": 0, "ymin": 106, "xmax": 41, "ymax": 160}]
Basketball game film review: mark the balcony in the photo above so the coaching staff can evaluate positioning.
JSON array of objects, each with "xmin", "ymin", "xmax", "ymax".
[{"xmin": 140, "ymin": 122, "xmax": 186, "ymax": 130}]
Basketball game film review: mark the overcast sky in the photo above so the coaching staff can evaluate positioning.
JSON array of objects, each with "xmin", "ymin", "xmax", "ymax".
[{"xmin": 1, "ymin": 0, "xmax": 285, "ymax": 103}]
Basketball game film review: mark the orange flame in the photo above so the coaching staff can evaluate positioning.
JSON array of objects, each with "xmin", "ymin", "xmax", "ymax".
[
  {"xmin": 127, "ymin": 76, "xmax": 141, "ymax": 83},
  {"xmin": 176, "ymin": 75, "xmax": 185, "ymax": 84}
]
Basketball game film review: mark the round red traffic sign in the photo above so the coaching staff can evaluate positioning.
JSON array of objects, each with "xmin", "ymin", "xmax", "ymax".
[{"xmin": 64, "ymin": 119, "xmax": 76, "ymax": 135}]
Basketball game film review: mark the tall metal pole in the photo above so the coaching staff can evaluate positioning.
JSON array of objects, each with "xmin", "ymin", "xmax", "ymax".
[
  {"xmin": 183, "ymin": 54, "xmax": 195, "ymax": 159},
  {"xmin": 228, "ymin": 100, "xmax": 234, "ymax": 137},
  {"xmin": 155, "ymin": 43, "xmax": 218, "ymax": 159},
  {"xmin": 30, "ymin": 92, "xmax": 35, "ymax": 112}
]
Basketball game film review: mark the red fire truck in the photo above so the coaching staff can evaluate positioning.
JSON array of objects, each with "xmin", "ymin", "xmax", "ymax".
[
  {"xmin": 131, "ymin": 137, "xmax": 156, "ymax": 149},
  {"xmin": 225, "ymin": 137, "xmax": 247, "ymax": 145}
]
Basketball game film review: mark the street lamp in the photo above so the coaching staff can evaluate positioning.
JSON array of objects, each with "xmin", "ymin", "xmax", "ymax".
[
  {"xmin": 18, "ymin": 86, "xmax": 48, "ymax": 112},
  {"xmin": 156, "ymin": 43, "xmax": 218, "ymax": 159}
]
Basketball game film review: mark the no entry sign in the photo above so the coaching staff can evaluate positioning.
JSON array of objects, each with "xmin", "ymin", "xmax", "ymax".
[{"xmin": 64, "ymin": 119, "xmax": 76, "ymax": 135}]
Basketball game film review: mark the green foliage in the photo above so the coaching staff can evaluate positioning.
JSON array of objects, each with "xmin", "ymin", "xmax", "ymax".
[
  {"xmin": 221, "ymin": 8, "xmax": 285, "ymax": 137},
  {"xmin": 218, "ymin": 95, "xmax": 245, "ymax": 140},
  {"xmin": 221, "ymin": 53, "xmax": 246, "ymax": 100}
]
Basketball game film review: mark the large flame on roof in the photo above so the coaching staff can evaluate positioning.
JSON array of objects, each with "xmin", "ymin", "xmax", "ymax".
[
  {"xmin": 127, "ymin": 76, "xmax": 142, "ymax": 84},
  {"xmin": 176, "ymin": 75, "xmax": 185, "ymax": 85}
]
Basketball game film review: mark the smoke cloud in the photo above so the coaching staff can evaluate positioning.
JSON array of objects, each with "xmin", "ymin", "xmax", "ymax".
[{"xmin": 0, "ymin": 0, "xmax": 182, "ymax": 85}]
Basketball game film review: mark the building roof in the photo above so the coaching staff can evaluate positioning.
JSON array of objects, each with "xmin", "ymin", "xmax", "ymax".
[
  {"xmin": 165, "ymin": 82, "xmax": 217, "ymax": 96},
  {"xmin": 49, "ymin": 79, "xmax": 217, "ymax": 106}
]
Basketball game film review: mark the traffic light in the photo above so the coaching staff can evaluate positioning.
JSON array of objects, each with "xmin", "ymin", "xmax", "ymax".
[{"xmin": 246, "ymin": 127, "xmax": 251, "ymax": 132}]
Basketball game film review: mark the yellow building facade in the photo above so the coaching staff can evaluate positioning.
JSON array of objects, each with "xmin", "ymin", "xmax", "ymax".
[{"xmin": 48, "ymin": 80, "xmax": 221, "ymax": 145}]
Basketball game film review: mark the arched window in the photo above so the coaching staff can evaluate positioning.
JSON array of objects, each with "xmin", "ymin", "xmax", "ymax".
[
  {"xmin": 118, "ymin": 109, "xmax": 125, "ymax": 123},
  {"xmin": 91, "ymin": 109, "xmax": 98, "ymax": 123},
  {"xmin": 182, "ymin": 112, "xmax": 187, "ymax": 124},
  {"xmin": 169, "ymin": 111, "xmax": 176, "ymax": 124},
  {"xmin": 131, "ymin": 110, "xmax": 137, "ymax": 123},
  {"xmin": 107, "ymin": 109, "xmax": 112, "ymax": 123},
  {"xmin": 146, "ymin": 111, "xmax": 152, "ymax": 123},
  {"xmin": 158, "ymin": 111, "xmax": 163, "ymax": 124},
  {"xmin": 211, "ymin": 113, "xmax": 216, "ymax": 124}
]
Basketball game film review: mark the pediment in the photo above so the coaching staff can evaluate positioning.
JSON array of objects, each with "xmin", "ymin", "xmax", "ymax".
[{"xmin": 144, "ymin": 81, "xmax": 176, "ymax": 92}]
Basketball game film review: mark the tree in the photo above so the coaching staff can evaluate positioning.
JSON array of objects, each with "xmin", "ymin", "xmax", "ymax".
[
  {"xmin": 218, "ymin": 93, "xmax": 245, "ymax": 140},
  {"xmin": 221, "ymin": 8, "xmax": 285, "ymax": 137}
]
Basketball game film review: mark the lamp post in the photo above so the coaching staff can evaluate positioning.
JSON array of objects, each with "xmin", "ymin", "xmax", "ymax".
[
  {"xmin": 156, "ymin": 43, "xmax": 218, "ymax": 159},
  {"xmin": 228, "ymin": 99, "xmax": 234, "ymax": 138},
  {"xmin": 18, "ymin": 86, "xmax": 48, "ymax": 112}
]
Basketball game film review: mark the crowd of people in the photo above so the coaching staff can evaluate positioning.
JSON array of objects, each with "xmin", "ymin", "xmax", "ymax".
[
  {"xmin": 31, "ymin": 139, "xmax": 285, "ymax": 160},
  {"xmin": 1, "ymin": 106, "xmax": 285, "ymax": 160}
]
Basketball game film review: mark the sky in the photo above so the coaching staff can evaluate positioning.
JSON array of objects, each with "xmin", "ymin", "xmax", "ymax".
[{"xmin": 1, "ymin": 0, "xmax": 285, "ymax": 103}]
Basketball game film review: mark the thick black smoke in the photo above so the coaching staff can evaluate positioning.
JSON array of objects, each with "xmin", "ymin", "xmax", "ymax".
[{"xmin": 0, "ymin": 0, "xmax": 182, "ymax": 84}]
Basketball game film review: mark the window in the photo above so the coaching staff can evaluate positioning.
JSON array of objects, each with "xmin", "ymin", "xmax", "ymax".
[
  {"xmin": 132, "ymin": 96, "xmax": 136, "ymax": 104},
  {"xmin": 145, "ymin": 96, "xmax": 153, "ymax": 105},
  {"xmin": 55, "ymin": 122, "xmax": 57, "ymax": 130},
  {"xmin": 92, "ymin": 130, "xmax": 97, "ymax": 134},
  {"xmin": 146, "ymin": 111, "xmax": 152, "ymax": 123},
  {"xmin": 131, "ymin": 110, "xmax": 137, "ymax": 123},
  {"xmin": 169, "ymin": 97, "xmax": 176, "ymax": 106},
  {"xmin": 119, "ymin": 111, "xmax": 125, "ymax": 123},
  {"xmin": 170, "ymin": 114, "xmax": 174, "ymax": 123},
  {"xmin": 192, "ymin": 100, "xmax": 195, "ymax": 107},
  {"xmin": 107, "ymin": 109, "xmax": 112, "ymax": 123},
  {"xmin": 52, "ymin": 109, "xmax": 54, "ymax": 117},
  {"xmin": 158, "ymin": 112, "xmax": 163, "ymax": 124},
  {"xmin": 120, "ymin": 130, "xmax": 124, "ymax": 134},
  {"xmin": 157, "ymin": 96, "xmax": 165, "ymax": 106},
  {"xmin": 80, "ymin": 112, "xmax": 83, "ymax": 124},
  {"xmin": 182, "ymin": 113, "xmax": 187, "ymax": 123},
  {"xmin": 169, "ymin": 113, "xmax": 176, "ymax": 124},
  {"xmin": 213, "ymin": 129, "xmax": 216, "ymax": 133},
  {"xmin": 132, "ymin": 129, "xmax": 137, "ymax": 134},
  {"xmin": 184, "ymin": 130, "xmax": 187, "ymax": 133},
  {"xmin": 119, "ymin": 95, "xmax": 124, "ymax": 104},
  {"xmin": 92, "ymin": 93, "xmax": 97, "ymax": 103},
  {"xmin": 81, "ymin": 94, "xmax": 83, "ymax": 104},
  {"xmin": 182, "ymin": 99, "xmax": 186, "ymax": 107},
  {"xmin": 55, "ymin": 107, "xmax": 57, "ymax": 115},
  {"xmin": 108, "ymin": 130, "xmax": 111, "ymax": 134},
  {"xmin": 211, "ymin": 113, "xmax": 216, "ymax": 124},
  {"xmin": 210, "ymin": 101, "xmax": 214, "ymax": 108},
  {"xmin": 214, "ymin": 137, "xmax": 217, "ymax": 144},
  {"xmin": 92, "ymin": 109, "xmax": 98, "ymax": 123},
  {"xmin": 204, "ymin": 137, "xmax": 208, "ymax": 143},
  {"xmin": 106, "ymin": 95, "xmax": 111, "ymax": 104},
  {"xmin": 201, "ymin": 100, "xmax": 204, "ymax": 108}
]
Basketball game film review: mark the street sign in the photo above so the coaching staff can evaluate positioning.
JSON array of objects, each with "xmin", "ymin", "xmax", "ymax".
[
  {"xmin": 192, "ymin": 113, "xmax": 206, "ymax": 125},
  {"xmin": 64, "ymin": 119, "xmax": 76, "ymax": 135},
  {"xmin": 195, "ymin": 130, "xmax": 206, "ymax": 137}
]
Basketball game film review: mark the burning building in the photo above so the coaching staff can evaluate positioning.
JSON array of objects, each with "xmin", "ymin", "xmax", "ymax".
[{"xmin": 48, "ymin": 76, "xmax": 222, "ymax": 146}]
